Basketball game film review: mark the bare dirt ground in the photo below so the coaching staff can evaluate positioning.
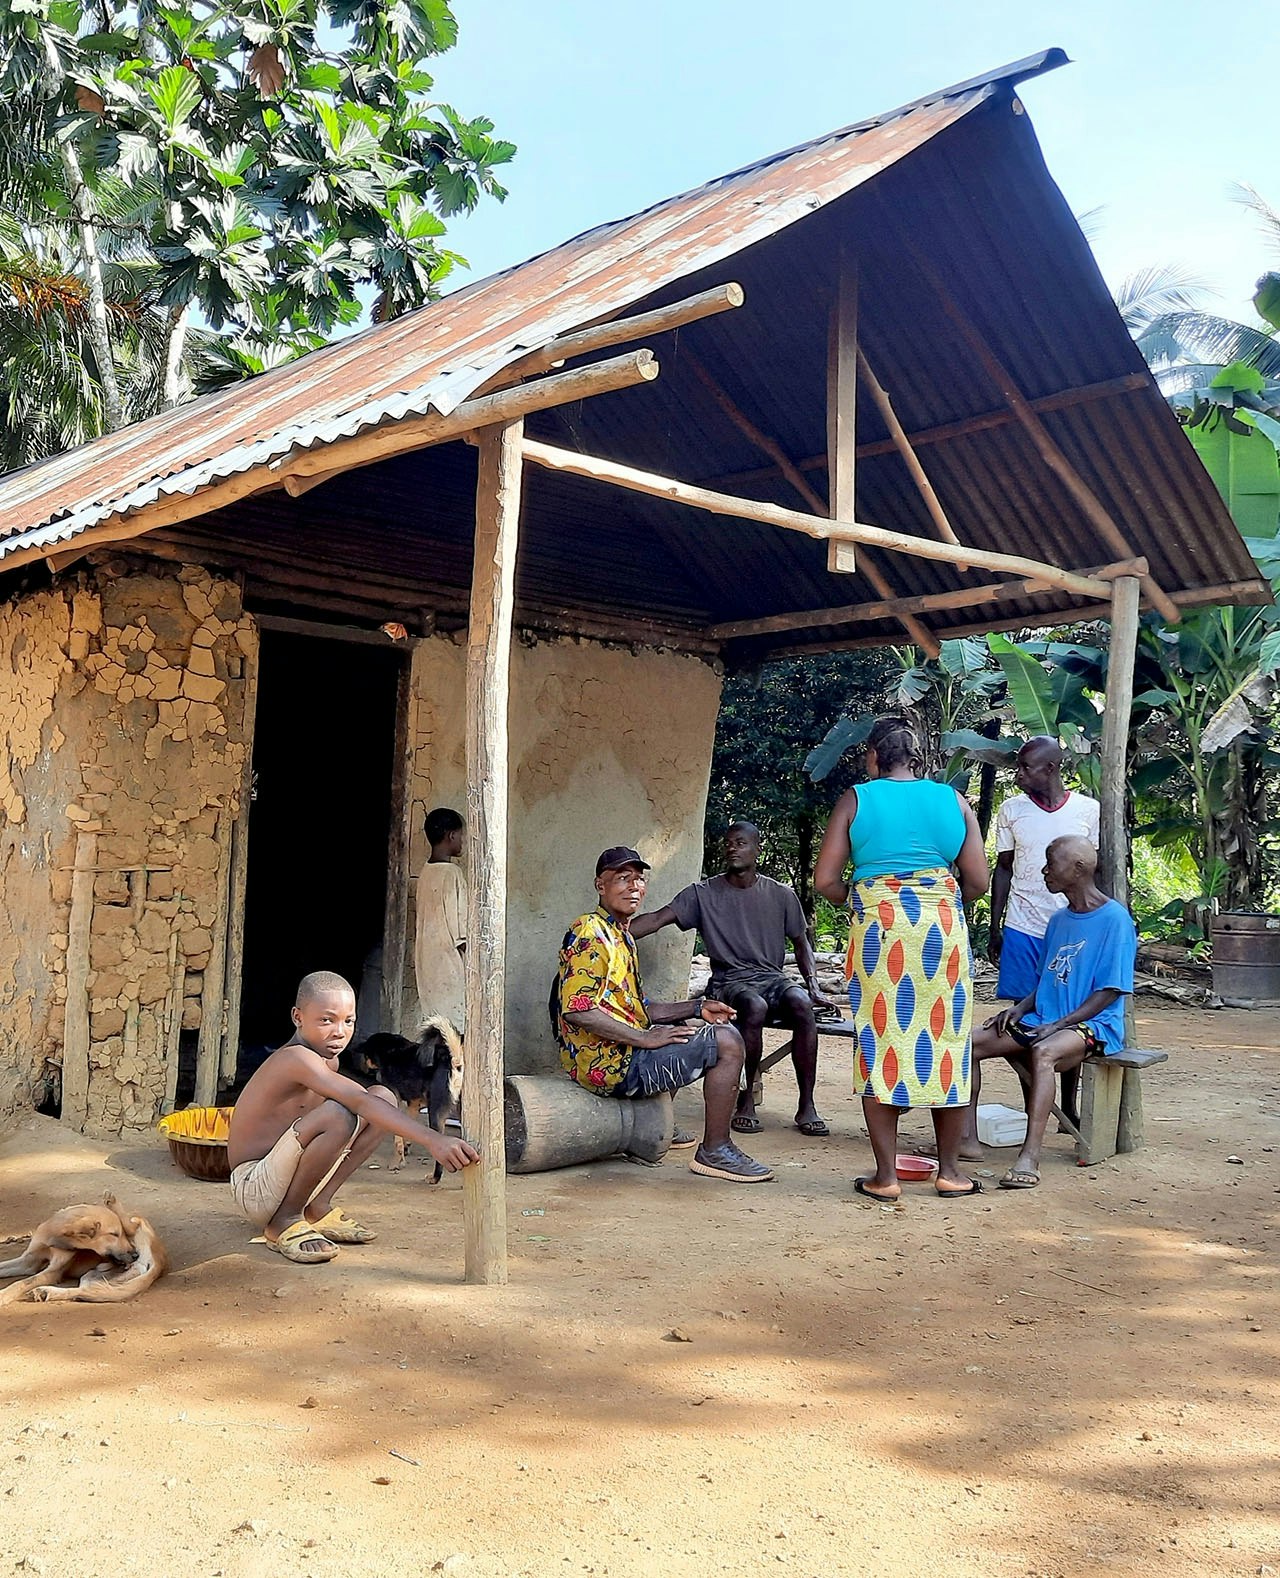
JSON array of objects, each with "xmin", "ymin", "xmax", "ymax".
[{"xmin": 2, "ymin": 1002, "xmax": 1279, "ymax": 1578}]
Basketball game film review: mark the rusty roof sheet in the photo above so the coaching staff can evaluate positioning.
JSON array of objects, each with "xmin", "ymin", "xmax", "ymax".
[{"xmin": 0, "ymin": 61, "xmax": 1023, "ymax": 562}]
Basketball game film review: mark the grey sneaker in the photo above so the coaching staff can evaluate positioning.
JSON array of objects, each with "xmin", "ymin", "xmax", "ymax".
[{"xmin": 688, "ymin": 1142, "xmax": 773, "ymax": 1183}]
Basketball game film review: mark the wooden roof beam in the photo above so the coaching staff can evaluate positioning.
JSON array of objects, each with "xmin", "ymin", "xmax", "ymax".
[
  {"xmin": 519, "ymin": 438, "xmax": 1114, "ymax": 598},
  {"xmin": 707, "ymin": 557, "xmax": 1150, "ymax": 641},
  {"xmin": 474, "ymin": 281, "xmax": 745, "ymax": 396}
]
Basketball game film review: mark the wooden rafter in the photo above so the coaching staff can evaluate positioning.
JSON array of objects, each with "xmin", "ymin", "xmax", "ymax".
[
  {"xmin": 856, "ymin": 346, "xmax": 963, "ymax": 551},
  {"xmin": 899, "ymin": 243, "xmax": 1182, "ymax": 624},
  {"xmin": 680, "ymin": 329, "xmax": 939, "ymax": 653},
  {"xmin": 704, "ymin": 372, "xmax": 1151, "ymax": 488}
]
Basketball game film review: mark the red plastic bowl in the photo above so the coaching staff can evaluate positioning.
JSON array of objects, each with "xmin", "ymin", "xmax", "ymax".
[{"xmin": 895, "ymin": 1153, "xmax": 939, "ymax": 1182}]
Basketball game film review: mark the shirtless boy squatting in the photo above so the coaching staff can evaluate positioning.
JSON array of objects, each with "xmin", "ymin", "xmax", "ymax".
[{"xmin": 226, "ymin": 970, "xmax": 480, "ymax": 1264}]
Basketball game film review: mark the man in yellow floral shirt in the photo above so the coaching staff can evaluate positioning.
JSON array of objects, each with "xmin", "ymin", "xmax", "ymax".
[{"xmin": 556, "ymin": 846, "xmax": 773, "ymax": 1183}]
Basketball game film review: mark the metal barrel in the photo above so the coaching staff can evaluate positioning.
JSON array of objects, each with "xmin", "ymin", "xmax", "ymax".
[{"xmin": 1211, "ymin": 911, "xmax": 1280, "ymax": 1009}]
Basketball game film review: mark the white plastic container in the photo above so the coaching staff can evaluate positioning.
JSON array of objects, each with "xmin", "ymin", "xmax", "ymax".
[{"xmin": 976, "ymin": 1103, "xmax": 1028, "ymax": 1148}]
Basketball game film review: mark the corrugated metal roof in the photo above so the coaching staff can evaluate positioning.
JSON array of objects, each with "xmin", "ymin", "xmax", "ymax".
[
  {"xmin": 0, "ymin": 48, "xmax": 1268, "ymax": 654},
  {"xmin": 0, "ymin": 63, "xmax": 1012, "ymax": 561}
]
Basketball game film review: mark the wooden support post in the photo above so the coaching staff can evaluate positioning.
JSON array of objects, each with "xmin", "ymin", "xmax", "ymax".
[
  {"xmin": 61, "ymin": 830, "xmax": 97, "ymax": 1131},
  {"xmin": 462, "ymin": 419, "xmax": 521, "ymax": 1286},
  {"xmin": 194, "ymin": 806, "xmax": 234, "ymax": 1107},
  {"xmin": 1117, "ymin": 1067, "xmax": 1145, "ymax": 1153},
  {"xmin": 220, "ymin": 623, "xmax": 260, "ymax": 1082},
  {"xmin": 162, "ymin": 929, "xmax": 183, "ymax": 1116},
  {"xmin": 1099, "ymin": 574, "xmax": 1141, "ymax": 909},
  {"xmin": 821, "ymin": 259, "xmax": 939, "ymax": 653},
  {"xmin": 826, "ymin": 258, "xmax": 858, "ymax": 577},
  {"xmin": 381, "ymin": 656, "xmax": 414, "ymax": 1036}
]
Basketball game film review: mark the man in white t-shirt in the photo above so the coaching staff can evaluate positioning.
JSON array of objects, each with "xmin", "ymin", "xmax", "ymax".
[{"xmin": 989, "ymin": 737, "xmax": 1100, "ymax": 1001}]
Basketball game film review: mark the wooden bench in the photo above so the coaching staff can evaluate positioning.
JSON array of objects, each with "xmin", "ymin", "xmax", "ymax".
[
  {"xmin": 753, "ymin": 1016, "xmax": 857, "ymax": 1104},
  {"xmin": 1054, "ymin": 1049, "xmax": 1169, "ymax": 1167}
]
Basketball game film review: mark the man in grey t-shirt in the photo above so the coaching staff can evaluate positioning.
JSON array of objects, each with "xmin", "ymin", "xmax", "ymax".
[{"xmin": 631, "ymin": 822, "xmax": 834, "ymax": 1136}]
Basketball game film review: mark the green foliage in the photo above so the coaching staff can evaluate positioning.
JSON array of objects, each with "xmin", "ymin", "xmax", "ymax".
[
  {"xmin": 0, "ymin": 0, "xmax": 512, "ymax": 465},
  {"xmin": 705, "ymin": 650, "xmax": 897, "ymax": 917}
]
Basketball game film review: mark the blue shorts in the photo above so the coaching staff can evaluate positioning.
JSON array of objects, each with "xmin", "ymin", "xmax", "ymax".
[
  {"xmin": 615, "ymin": 1025, "xmax": 720, "ymax": 1097},
  {"xmin": 997, "ymin": 927, "xmax": 1045, "ymax": 1001}
]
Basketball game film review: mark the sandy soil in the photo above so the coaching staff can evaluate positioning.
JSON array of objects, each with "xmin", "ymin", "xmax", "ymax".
[{"xmin": 2, "ymin": 1002, "xmax": 1278, "ymax": 1578}]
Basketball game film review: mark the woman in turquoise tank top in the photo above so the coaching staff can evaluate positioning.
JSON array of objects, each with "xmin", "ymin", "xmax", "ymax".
[{"xmin": 815, "ymin": 716, "xmax": 989, "ymax": 1201}]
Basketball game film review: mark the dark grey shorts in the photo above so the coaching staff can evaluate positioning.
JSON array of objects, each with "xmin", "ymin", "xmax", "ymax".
[
  {"xmin": 615, "ymin": 1024, "xmax": 720, "ymax": 1097},
  {"xmin": 709, "ymin": 967, "xmax": 795, "ymax": 1014}
]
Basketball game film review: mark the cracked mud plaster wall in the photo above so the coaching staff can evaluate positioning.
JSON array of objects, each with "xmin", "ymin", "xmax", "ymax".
[
  {"xmin": 0, "ymin": 561, "xmax": 254, "ymax": 1134},
  {"xmin": 405, "ymin": 635, "xmax": 722, "ymax": 1073}
]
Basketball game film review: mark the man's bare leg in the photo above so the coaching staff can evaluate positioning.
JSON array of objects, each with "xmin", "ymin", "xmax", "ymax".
[
  {"xmin": 730, "ymin": 992, "xmax": 768, "ymax": 1130},
  {"xmin": 777, "ymin": 985, "xmax": 824, "ymax": 1131},
  {"xmin": 702, "ymin": 1025, "xmax": 746, "ymax": 1149},
  {"xmin": 858, "ymin": 1097, "xmax": 901, "ymax": 1199},
  {"xmin": 1004, "ymin": 1031, "xmax": 1089, "ymax": 1184}
]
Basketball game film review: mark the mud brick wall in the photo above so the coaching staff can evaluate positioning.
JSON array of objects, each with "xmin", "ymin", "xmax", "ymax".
[{"xmin": 0, "ymin": 559, "xmax": 255, "ymax": 1135}]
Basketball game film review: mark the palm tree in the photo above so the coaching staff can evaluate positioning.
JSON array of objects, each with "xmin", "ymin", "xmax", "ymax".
[{"xmin": 1115, "ymin": 187, "xmax": 1280, "ymax": 408}]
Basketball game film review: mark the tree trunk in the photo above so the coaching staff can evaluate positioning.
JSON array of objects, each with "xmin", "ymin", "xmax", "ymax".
[
  {"xmin": 58, "ymin": 138, "xmax": 124, "ymax": 433},
  {"xmin": 162, "ymin": 301, "xmax": 190, "ymax": 409},
  {"xmin": 795, "ymin": 811, "xmax": 815, "ymax": 922},
  {"xmin": 975, "ymin": 716, "xmax": 1001, "ymax": 838}
]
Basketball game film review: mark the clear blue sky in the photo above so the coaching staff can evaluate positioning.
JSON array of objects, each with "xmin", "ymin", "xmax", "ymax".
[{"xmin": 430, "ymin": 0, "xmax": 1271, "ymax": 321}]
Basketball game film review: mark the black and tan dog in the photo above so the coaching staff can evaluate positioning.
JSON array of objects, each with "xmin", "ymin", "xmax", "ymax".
[
  {"xmin": 0, "ymin": 1193, "xmax": 168, "ymax": 1304},
  {"xmin": 343, "ymin": 1015, "xmax": 464, "ymax": 1182}
]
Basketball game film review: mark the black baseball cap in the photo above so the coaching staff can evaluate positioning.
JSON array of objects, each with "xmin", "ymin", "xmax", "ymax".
[{"xmin": 595, "ymin": 845, "xmax": 651, "ymax": 877}]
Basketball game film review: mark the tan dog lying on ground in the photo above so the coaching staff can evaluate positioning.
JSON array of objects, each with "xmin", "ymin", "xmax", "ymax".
[{"xmin": 0, "ymin": 1193, "xmax": 168, "ymax": 1305}]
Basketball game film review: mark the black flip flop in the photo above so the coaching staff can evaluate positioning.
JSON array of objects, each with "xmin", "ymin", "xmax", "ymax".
[
  {"xmin": 934, "ymin": 1179, "xmax": 985, "ymax": 1198},
  {"xmin": 853, "ymin": 1176, "xmax": 901, "ymax": 1203},
  {"xmin": 794, "ymin": 1118, "xmax": 830, "ymax": 1137},
  {"xmin": 730, "ymin": 1113, "xmax": 763, "ymax": 1135}
]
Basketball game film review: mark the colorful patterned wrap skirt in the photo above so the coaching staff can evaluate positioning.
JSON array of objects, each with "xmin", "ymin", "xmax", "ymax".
[{"xmin": 844, "ymin": 869, "xmax": 972, "ymax": 1108}]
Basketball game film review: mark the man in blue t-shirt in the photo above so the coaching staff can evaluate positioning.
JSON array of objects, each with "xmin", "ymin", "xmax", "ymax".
[{"xmin": 968, "ymin": 835, "xmax": 1136, "ymax": 1190}]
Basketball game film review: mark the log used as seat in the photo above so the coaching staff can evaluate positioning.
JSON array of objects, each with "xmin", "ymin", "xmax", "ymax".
[{"xmin": 503, "ymin": 1074, "xmax": 673, "ymax": 1174}]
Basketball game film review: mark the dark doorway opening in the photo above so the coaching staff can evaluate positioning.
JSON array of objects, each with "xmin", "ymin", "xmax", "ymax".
[{"xmin": 234, "ymin": 628, "xmax": 404, "ymax": 1083}]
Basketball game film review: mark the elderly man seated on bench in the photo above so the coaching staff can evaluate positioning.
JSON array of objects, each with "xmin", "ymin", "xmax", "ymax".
[
  {"xmin": 968, "ymin": 835, "xmax": 1137, "ymax": 1191},
  {"xmin": 631, "ymin": 821, "xmax": 837, "ymax": 1137}
]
